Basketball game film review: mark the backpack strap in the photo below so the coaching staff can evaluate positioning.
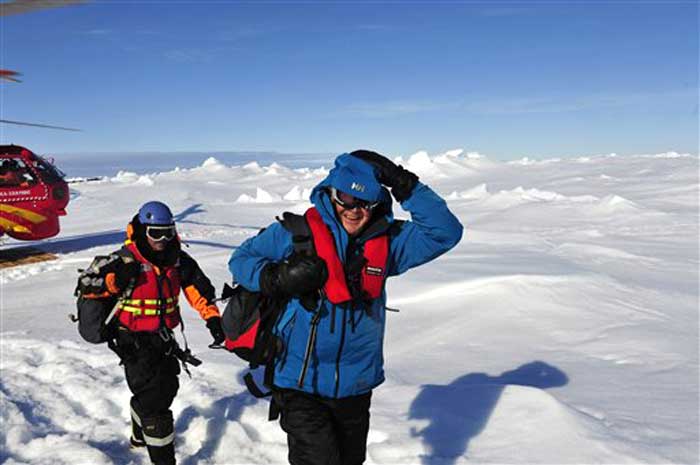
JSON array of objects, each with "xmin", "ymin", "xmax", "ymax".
[
  {"xmin": 244, "ymin": 372, "xmax": 270, "ymax": 398},
  {"xmin": 278, "ymin": 212, "xmax": 315, "ymax": 256},
  {"xmin": 104, "ymin": 249, "xmax": 139, "ymax": 359},
  {"xmin": 109, "ymin": 247, "xmax": 139, "ymax": 323},
  {"xmin": 241, "ymin": 291, "xmax": 287, "ymax": 399},
  {"xmin": 387, "ymin": 219, "xmax": 406, "ymax": 238}
]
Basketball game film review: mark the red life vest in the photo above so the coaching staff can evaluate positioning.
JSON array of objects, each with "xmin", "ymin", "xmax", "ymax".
[
  {"xmin": 117, "ymin": 241, "xmax": 182, "ymax": 332},
  {"xmin": 305, "ymin": 207, "xmax": 389, "ymax": 304}
]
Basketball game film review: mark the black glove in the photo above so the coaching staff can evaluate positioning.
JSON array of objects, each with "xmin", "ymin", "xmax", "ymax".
[
  {"xmin": 350, "ymin": 150, "xmax": 419, "ymax": 202},
  {"xmin": 112, "ymin": 259, "xmax": 140, "ymax": 293},
  {"xmin": 260, "ymin": 254, "xmax": 328, "ymax": 298},
  {"xmin": 206, "ymin": 316, "xmax": 225, "ymax": 345}
]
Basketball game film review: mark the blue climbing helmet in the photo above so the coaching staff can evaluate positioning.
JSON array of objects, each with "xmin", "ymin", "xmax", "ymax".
[{"xmin": 138, "ymin": 201, "xmax": 174, "ymax": 226}]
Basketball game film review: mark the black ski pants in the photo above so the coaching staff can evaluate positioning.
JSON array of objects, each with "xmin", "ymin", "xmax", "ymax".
[
  {"xmin": 118, "ymin": 330, "xmax": 180, "ymax": 465},
  {"xmin": 272, "ymin": 388, "xmax": 372, "ymax": 465}
]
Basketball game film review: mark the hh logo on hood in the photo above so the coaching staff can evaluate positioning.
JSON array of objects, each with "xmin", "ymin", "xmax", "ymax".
[{"xmin": 351, "ymin": 182, "xmax": 366, "ymax": 193}]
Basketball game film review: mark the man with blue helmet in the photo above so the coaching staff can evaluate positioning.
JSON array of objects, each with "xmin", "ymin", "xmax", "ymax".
[
  {"xmin": 77, "ymin": 201, "xmax": 225, "ymax": 465},
  {"xmin": 229, "ymin": 150, "xmax": 463, "ymax": 465}
]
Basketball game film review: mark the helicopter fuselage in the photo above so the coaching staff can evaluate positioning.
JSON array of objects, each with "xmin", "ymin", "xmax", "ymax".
[{"xmin": 0, "ymin": 145, "xmax": 69, "ymax": 240}]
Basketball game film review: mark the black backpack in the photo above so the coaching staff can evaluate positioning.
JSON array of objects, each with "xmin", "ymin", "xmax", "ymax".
[
  {"xmin": 74, "ymin": 296, "xmax": 119, "ymax": 344},
  {"xmin": 221, "ymin": 212, "xmax": 314, "ymax": 398},
  {"xmin": 72, "ymin": 250, "xmax": 137, "ymax": 344}
]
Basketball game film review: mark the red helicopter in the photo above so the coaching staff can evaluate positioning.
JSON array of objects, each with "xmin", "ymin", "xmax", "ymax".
[{"xmin": 0, "ymin": 145, "xmax": 69, "ymax": 240}]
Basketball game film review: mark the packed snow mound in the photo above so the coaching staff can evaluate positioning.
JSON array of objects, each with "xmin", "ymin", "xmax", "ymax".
[
  {"xmin": 552, "ymin": 242, "xmax": 659, "ymax": 263},
  {"xmin": 508, "ymin": 186, "xmax": 568, "ymax": 201},
  {"xmin": 595, "ymin": 194, "xmax": 641, "ymax": 211},
  {"xmin": 111, "ymin": 171, "xmax": 154, "ymax": 186},
  {"xmin": 403, "ymin": 150, "xmax": 444, "ymax": 177},
  {"xmin": 469, "ymin": 186, "xmax": 602, "ymax": 209},
  {"xmin": 443, "ymin": 184, "xmax": 647, "ymax": 216},
  {"xmin": 462, "ymin": 183, "xmax": 489, "ymax": 200},
  {"xmin": 157, "ymin": 159, "xmax": 322, "ymax": 189},
  {"xmin": 236, "ymin": 187, "xmax": 282, "ymax": 203},
  {"xmin": 242, "ymin": 161, "xmax": 264, "ymax": 173},
  {"xmin": 447, "ymin": 183, "xmax": 490, "ymax": 200},
  {"xmin": 263, "ymin": 162, "xmax": 293, "ymax": 177},
  {"xmin": 447, "ymin": 184, "xmax": 600, "ymax": 204},
  {"xmin": 283, "ymin": 185, "xmax": 313, "ymax": 201},
  {"xmin": 470, "ymin": 385, "xmax": 648, "ymax": 463},
  {"xmin": 390, "ymin": 149, "xmax": 492, "ymax": 179},
  {"xmin": 200, "ymin": 157, "xmax": 227, "ymax": 171},
  {"xmin": 439, "ymin": 148, "xmax": 465, "ymax": 158},
  {"xmin": 643, "ymin": 151, "xmax": 692, "ymax": 159},
  {"xmin": 509, "ymin": 156, "xmax": 564, "ymax": 165}
]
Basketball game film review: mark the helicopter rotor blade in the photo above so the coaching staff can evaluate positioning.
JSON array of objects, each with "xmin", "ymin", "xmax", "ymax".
[
  {"xmin": 0, "ymin": 0, "xmax": 87, "ymax": 17},
  {"xmin": 0, "ymin": 119, "xmax": 81, "ymax": 132},
  {"xmin": 0, "ymin": 70, "xmax": 22, "ymax": 83}
]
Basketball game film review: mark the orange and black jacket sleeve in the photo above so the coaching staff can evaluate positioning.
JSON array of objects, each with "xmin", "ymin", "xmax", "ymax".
[{"xmin": 179, "ymin": 251, "xmax": 220, "ymax": 321}]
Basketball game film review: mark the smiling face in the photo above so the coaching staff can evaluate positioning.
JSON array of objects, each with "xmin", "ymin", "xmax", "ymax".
[{"xmin": 333, "ymin": 198, "xmax": 373, "ymax": 236}]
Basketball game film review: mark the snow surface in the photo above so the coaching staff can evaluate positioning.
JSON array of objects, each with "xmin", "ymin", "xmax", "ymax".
[{"xmin": 1, "ymin": 150, "xmax": 698, "ymax": 464}]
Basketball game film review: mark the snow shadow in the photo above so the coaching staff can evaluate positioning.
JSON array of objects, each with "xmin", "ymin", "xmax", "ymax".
[
  {"xmin": 174, "ymin": 203, "xmax": 207, "ymax": 222},
  {"xmin": 177, "ymin": 371, "xmax": 260, "ymax": 465},
  {"xmin": 183, "ymin": 239, "xmax": 237, "ymax": 250},
  {"xmin": 409, "ymin": 361, "xmax": 569, "ymax": 465},
  {"xmin": 86, "ymin": 438, "xmax": 135, "ymax": 464},
  {"xmin": 0, "ymin": 204, "xmax": 244, "ymax": 254},
  {"xmin": 32, "ymin": 229, "xmax": 126, "ymax": 254},
  {"xmin": 175, "ymin": 203, "xmax": 264, "ymax": 232},
  {"xmin": 0, "ymin": 230, "xmax": 234, "ymax": 257}
]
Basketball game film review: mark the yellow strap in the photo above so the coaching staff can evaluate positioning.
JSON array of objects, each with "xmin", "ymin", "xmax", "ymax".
[
  {"xmin": 119, "ymin": 305, "xmax": 179, "ymax": 316},
  {"xmin": 146, "ymin": 298, "xmax": 175, "ymax": 305},
  {"xmin": 121, "ymin": 297, "xmax": 175, "ymax": 306}
]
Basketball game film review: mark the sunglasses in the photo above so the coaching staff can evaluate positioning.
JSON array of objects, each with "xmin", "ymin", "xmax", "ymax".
[
  {"xmin": 146, "ymin": 225, "xmax": 177, "ymax": 242},
  {"xmin": 330, "ymin": 187, "xmax": 379, "ymax": 211}
]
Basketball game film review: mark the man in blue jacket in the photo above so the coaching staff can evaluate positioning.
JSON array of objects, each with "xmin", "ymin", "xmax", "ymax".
[{"xmin": 229, "ymin": 150, "xmax": 462, "ymax": 465}]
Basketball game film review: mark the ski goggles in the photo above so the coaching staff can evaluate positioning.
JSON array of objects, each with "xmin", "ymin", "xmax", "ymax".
[
  {"xmin": 146, "ymin": 225, "xmax": 177, "ymax": 242},
  {"xmin": 330, "ymin": 187, "xmax": 379, "ymax": 211}
]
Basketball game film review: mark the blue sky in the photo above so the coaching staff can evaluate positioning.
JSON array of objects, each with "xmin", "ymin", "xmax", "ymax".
[{"xmin": 1, "ymin": 0, "xmax": 697, "ymax": 159}]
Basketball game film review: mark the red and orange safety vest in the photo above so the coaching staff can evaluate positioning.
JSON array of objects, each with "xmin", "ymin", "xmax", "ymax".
[{"xmin": 116, "ymin": 241, "xmax": 182, "ymax": 332}]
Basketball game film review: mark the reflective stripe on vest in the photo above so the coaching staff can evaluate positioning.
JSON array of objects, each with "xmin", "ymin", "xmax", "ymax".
[
  {"xmin": 121, "ymin": 297, "xmax": 176, "ymax": 306},
  {"xmin": 118, "ymin": 302, "xmax": 179, "ymax": 316},
  {"xmin": 304, "ymin": 207, "xmax": 389, "ymax": 304}
]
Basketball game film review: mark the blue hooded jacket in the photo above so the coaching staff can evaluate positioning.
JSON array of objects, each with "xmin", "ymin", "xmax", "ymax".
[{"xmin": 228, "ymin": 153, "xmax": 463, "ymax": 398}]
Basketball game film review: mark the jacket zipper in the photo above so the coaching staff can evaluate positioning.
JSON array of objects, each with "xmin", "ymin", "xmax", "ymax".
[
  {"xmin": 297, "ymin": 310, "xmax": 322, "ymax": 388},
  {"xmin": 333, "ymin": 306, "xmax": 347, "ymax": 398}
]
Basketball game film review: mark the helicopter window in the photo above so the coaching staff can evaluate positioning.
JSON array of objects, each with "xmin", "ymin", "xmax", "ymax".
[
  {"xmin": 32, "ymin": 156, "xmax": 65, "ymax": 183},
  {"xmin": 0, "ymin": 159, "xmax": 37, "ymax": 187}
]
